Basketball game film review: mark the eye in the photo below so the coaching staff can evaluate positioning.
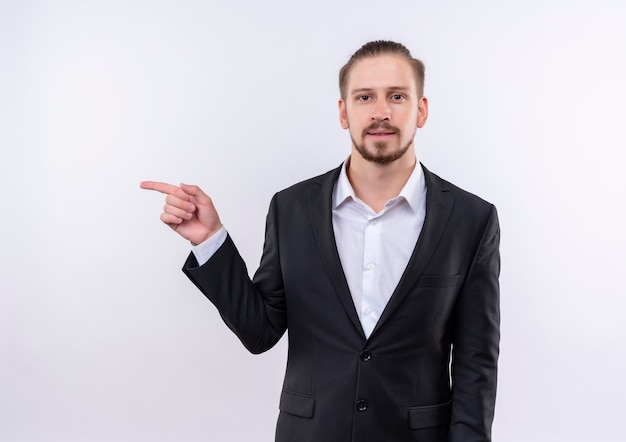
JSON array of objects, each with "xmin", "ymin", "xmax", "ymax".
[
  {"xmin": 390, "ymin": 94, "xmax": 405, "ymax": 101},
  {"xmin": 357, "ymin": 95, "xmax": 372, "ymax": 102}
]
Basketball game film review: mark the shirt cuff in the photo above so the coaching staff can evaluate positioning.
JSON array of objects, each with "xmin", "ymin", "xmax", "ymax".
[{"xmin": 191, "ymin": 226, "xmax": 228, "ymax": 266}]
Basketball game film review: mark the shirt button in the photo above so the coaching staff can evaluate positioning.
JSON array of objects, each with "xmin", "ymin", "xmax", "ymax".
[
  {"xmin": 363, "ymin": 308, "xmax": 372, "ymax": 316},
  {"xmin": 367, "ymin": 262, "xmax": 374, "ymax": 270},
  {"xmin": 360, "ymin": 350, "xmax": 371, "ymax": 362},
  {"xmin": 369, "ymin": 219, "xmax": 377, "ymax": 225},
  {"xmin": 356, "ymin": 400, "xmax": 368, "ymax": 412}
]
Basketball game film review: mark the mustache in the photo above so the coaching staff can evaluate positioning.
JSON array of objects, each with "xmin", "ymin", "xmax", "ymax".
[{"xmin": 362, "ymin": 121, "xmax": 400, "ymax": 135}]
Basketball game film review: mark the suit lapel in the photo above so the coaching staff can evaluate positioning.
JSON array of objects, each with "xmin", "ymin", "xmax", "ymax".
[
  {"xmin": 371, "ymin": 164, "xmax": 455, "ymax": 337},
  {"xmin": 308, "ymin": 165, "xmax": 365, "ymax": 339}
]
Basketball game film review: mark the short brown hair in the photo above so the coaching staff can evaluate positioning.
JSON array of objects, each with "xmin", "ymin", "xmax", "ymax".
[{"xmin": 339, "ymin": 40, "xmax": 426, "ymax": 99}]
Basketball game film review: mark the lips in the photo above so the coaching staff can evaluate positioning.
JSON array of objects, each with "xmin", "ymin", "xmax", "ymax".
[
  {"xmin": 364, "ymin": 122, "xmax": 398, "ymax": 137},
  {"xmin": 367, "ymin": 130, "xmax": 395, "ymax": 136}
]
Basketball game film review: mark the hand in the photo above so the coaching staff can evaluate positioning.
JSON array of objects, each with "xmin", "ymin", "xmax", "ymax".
[{"xmin": 140, "ymin": 181, "xmax": 223, "ymax": 245}]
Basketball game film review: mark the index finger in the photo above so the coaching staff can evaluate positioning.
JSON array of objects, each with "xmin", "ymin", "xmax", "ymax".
[{"xmin": 140, "ymin": 181, "xmax": 185, "ymax": 196}]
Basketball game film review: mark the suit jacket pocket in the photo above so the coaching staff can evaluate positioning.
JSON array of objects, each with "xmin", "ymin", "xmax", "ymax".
[
  {"xmin": 409, "ymin": 401, "xmax": 451, "ymax": 429},
  {"xmin": 279, "ymin": 390, "xmax": 315, "ymax": 418},
  {"xmin": 417, "ymin": 274, "xmax": 460, "ymax": 288}
]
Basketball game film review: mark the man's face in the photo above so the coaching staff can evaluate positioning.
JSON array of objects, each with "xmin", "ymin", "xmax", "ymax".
[{"xmin": 339, "ymin": 54, "xmax": 428, "ymax": 165}]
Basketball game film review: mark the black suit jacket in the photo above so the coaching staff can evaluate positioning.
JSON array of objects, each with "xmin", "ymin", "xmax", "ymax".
[{"xmin": 183, "ymin": 164, "xmax": 500, "ymax": 442}]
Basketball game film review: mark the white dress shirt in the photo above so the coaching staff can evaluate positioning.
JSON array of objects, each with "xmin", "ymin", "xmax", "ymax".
[
  {"xmin": 332, "ymin": 158, "xmax": 426, "ymax": 337},
  {"xmin": 192, "ymin": 157, "xmax": 427, "ymax": 338}
]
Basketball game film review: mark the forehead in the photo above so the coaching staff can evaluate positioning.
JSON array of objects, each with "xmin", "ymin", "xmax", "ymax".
[{"xmin": 346, "ymin": 54, "xmax": 417, "ymax": 93}]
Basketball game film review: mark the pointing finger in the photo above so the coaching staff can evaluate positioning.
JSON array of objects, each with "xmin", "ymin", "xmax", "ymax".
[
  {"xmin": 140, "ymin": 181, "xmax": 180, "ymax": 194},
  {"xmin": 140, "ymin": 181, "xmax": 197, "ymax": 203}
]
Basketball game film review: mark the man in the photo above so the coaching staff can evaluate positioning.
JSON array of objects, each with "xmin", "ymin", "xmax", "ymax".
[{"xmin": 141, "ymin": 40, "xmax": 500, "ymax": 442}]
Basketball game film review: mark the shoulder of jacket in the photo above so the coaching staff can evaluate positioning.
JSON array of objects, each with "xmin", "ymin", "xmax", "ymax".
[
  {"xmin": 422, "ymin": 164, "xmax": 496, "ymax": 212},
  {"xmin": 275, "ymin": 165, "xmax": 342, "ymax": 197}
]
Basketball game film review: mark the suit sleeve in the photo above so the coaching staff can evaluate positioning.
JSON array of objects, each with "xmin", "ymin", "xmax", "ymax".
[
  {"xmin": 449, "ymin": 204, "xmax": 501, "ymax": 442},
  {"xmin": 182, "ymin": 194, "xmax": 287, "ymax": 354}
]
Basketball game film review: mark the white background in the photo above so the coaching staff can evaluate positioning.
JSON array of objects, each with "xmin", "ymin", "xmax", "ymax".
[{"xmin": 2, "ymin": 0, "xmax": 625, "ymax": 441}]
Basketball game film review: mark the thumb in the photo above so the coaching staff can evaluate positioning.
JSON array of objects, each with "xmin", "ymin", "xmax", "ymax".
[
  {"xmin": 179, "ymin": 182, "xmax": 201, "ymax": 194},
  {"xmin": 180, "ymin": 183, "xmax": 209, "ymax": 202},
  {"xmin": 180, "ymin": 183, "xmax": 219, "ymax": 214}
]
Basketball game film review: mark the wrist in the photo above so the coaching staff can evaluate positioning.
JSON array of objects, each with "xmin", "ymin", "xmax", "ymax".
[{"xmin": 191, "ymin": 224, "xmax": 223, "ymax": 246}]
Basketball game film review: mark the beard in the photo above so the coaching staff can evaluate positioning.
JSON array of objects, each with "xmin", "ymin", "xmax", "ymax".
[{"xmin": 351, "ymin": 121, "xmax": 414, "ymax": 165}]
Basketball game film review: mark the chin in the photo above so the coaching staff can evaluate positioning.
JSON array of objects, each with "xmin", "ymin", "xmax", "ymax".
[
  {"xmin": 363, "ymin": 145, "xmax": 410, "ymax": 165},
  {"xmin": 351, "ymin": 135, "xmax": 413, "ymax": 165}
]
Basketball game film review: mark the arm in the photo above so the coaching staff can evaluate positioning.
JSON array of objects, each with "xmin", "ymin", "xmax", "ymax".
[
  {"xmin": 450, "ymin": 205, "xmax": 501, "ymax": 442},
  {"xmin": 183, "ymin": 194, "xmax": 287, "ymax": 354},
  {"xmin": 141, "ymin": 181, "xmax": 287, "ymax": 354}
]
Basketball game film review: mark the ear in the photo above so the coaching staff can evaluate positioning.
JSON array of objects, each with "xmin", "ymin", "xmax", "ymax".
[
  {"xmin": 338, "ymin": 99, "xmax": 349, "ymax": 129},
  {"xmin": 417, "ymin": 96, "xmax": 429, "ymax": 128}
]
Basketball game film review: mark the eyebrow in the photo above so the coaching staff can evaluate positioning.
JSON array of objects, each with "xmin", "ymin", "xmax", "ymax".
[{"xmin": 350, "ymin": 87, "xmax": 412, "ymax": 95}]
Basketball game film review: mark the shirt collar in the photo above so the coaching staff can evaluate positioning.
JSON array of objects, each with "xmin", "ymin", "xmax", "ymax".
[
  {"xmin": 333, "ymin": 157, "xmax": 357, "ymax": 209},
  {"xmin": 333, "ymin": 156, "xmax": 426, "ymax": 213}
]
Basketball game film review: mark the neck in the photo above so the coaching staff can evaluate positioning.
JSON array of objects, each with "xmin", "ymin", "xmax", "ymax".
[{"xmin": 347, "ymin": 149, "xmax": 417, "ymax": 213}]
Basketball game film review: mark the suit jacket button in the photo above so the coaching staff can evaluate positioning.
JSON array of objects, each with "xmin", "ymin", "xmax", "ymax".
[
  {"xmin": 360, "ymin": 350, "xmax": 371, "ymax": 362},
  {"xmin": 356, "ymin": 400, "xmax": 368, "ymax": 412}
]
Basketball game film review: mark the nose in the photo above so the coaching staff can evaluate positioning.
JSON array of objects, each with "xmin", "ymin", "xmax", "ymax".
[{"xmin": 371, "ymin": 99, "xmax": 391, "ymax": 121}]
